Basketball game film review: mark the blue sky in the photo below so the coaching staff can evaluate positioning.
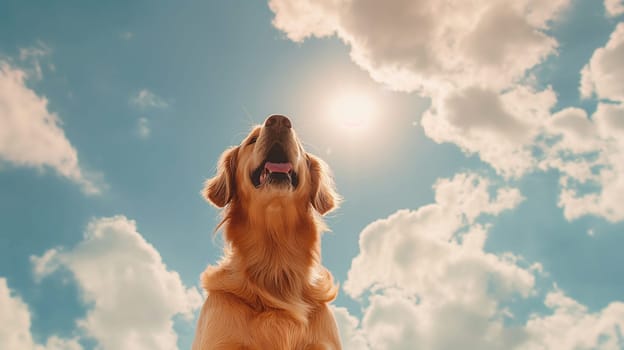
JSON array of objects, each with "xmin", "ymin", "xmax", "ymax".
[{"xmin": 1, "ymin": 0, "xmax": 624, "ymax": 349}]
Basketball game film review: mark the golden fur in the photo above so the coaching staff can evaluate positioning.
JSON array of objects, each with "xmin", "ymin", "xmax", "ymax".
[{"xmin": 193, "ymin": 116, "xmax": 342, "ymax": 350}]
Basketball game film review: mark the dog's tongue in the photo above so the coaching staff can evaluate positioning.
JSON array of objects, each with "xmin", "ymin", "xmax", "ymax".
[{"xmin": 265, "ymin": 162, "xmax": 292, "ymax": 173}]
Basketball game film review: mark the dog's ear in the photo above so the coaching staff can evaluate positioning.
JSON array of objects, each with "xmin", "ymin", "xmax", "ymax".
[
  {"xmin": 204, "ymin": 147, "xmax": 239, "ymax": 207},
  {"xmin": 307, "ymin": 154, "xmax": 341, "ymax": 215}
]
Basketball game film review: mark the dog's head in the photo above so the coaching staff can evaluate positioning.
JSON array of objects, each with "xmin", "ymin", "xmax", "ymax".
[{"xmin": 204, "ymin": 115, "xmax": 339, "ymax": 216}]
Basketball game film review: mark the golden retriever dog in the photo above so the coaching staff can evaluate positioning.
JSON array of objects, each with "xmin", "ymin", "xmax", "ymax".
[{"xmin": 193, "ymin": 115, "xmax": 342, "ymax": 350}]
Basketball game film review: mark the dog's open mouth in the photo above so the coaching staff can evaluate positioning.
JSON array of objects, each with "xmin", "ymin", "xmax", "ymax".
[{"xmin": 251, "ymin": 144, "xmax": 299, "ymax": 188}]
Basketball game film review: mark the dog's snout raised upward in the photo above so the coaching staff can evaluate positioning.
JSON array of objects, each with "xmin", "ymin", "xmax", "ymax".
[{"xmin": 265, "ymin": 114, "xmax": 292, "ymax": 130}]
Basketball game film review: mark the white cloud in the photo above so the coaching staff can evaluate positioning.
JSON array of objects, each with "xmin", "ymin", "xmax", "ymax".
[
  {"xmin": 421, "ymin": 85, "xmax": 557, "ymax": 178},
  {"xmin": 269, "ymin": 0, "xmax": 340, "ymax": 42},
  {"xmin": 428, "ymin": 33, "xmax": 621, "ymax": 223},
  {"xmin": 338, "ymin": 173, "xmax": 624, "ymax": 349},
  {"xmin": 0, "ymin": 277, "xmax": 38, "ymax": 350},
  {"xmin": 0, "ymin": 62, "xmax": 100, "ymax": 194},
  {"xmin": 342, "ymin": 173, "xmax": 532, "ymax": 348},
  {"xmin": 521, "ymin": 289, "xmax": 624, "ymax": 349},
  {"xmin": 38, "ymin": 337, "xmax": 84, "ymax": 350},
  {"xmin": 130, "ymin": 89, "xmax": 168, "ymax": 110},
  {"xmin": 345, "ymin": 173, "xmax": 526, "ymax": 298},
  {"xmin": 429, "ymin": 23, "xmax": 624, "ymax": 221},
  {"xmin": 541, "ymin": 21, "xmax": 624, "ymax": 222},
  {"xmin": 595, "ymin": 102, "xmax": 624, "ymax": 135},
  {"xmin": 270, "ymin": 0, "xmax": 569, "ymax": 93},
  {"xmin": 581, "ymin": 23, "xmax": 624, "ymax": 101},
  {"xmin": 604, "ymin": 0, "xmax": 624, "ymax": 17},
  {"xmin": 545, "ymin": 103, "xmax": 624, "ymax": 222},
  {"xmin": 0, "ymin": 277, "xmax": 82, "ymax": 350},
  {"xmin": 31, "ymin": 216, "xmax": 202, "ymax": 350},
  {"xmin": 137, "ymin": 117, "xmax": 150, "ymax": 139},
  {"xmin": 434, "ymin": 173, "xmax": 526, "ymax": 222},
  {"xmin": 331, "ymin": 306, "xmax": 370, "ymax": 350},
  {"xmin": 546, "ymin": 108, "xmax": 601, "ymax": 154}
]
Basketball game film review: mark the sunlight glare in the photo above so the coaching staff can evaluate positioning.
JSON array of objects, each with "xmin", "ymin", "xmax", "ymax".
[{"xmin": 326, "ymin": 90, "xmax": 378, "ymax": 133}]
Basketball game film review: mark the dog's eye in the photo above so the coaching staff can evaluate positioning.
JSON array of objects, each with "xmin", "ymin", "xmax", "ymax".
[{"xmin": 248, "ymin": 136, "xmax": 258, "ymax": 145}]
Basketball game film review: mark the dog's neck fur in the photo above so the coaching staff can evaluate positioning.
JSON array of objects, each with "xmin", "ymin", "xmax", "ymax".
[
  {"xmin": 233, "ymin": 200, "xmax": 317, "ymax": 294},
  {"xmin": 202, "ymin": 199, "xmax": 336, "ymax": 323}
]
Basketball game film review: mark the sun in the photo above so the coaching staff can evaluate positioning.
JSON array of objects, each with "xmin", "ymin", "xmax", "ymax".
[{"xmin": 326, "ymin": 90, "xmax": 378, "ymax": 133}]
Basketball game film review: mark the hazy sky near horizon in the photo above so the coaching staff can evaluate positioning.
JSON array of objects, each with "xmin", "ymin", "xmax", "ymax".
[{"xmin": 1, "ymin": 1, "xmax": 624, "ymax": 349}]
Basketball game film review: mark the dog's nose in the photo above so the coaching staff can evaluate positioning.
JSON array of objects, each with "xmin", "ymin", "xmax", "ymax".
[{"xmin": 265, "ymin": 114, "xmax": 292, "ymax": 130}]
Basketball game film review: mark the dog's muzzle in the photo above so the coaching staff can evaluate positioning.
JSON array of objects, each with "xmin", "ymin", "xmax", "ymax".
[{"xmin": 250, "ymin": 115, "xmax": 299, "ymax": 189}]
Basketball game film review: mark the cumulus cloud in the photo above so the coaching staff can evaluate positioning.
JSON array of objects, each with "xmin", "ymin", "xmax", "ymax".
[
  {"xmin": 537, "ymin": 22, "xmax": 624, "ymax": 222},
  {"xmin": 345, "ymin": 173, "xmax": 526, "ymax": 298},
  {"xmin": 422, "ymin": 85, "xmax": 557, "ymax": 178},
  {"xmin": 31, "ymin": 216, "xmax": 202, "ymax": 350},
  {"xmin": 331, "ymin": 306, "xmax": 370, "ymax": 350},
  {"xmin": 338, "ymin": 173, "xmax": 624, "ymax": 349},
  {"xmin": 581, "ymin": 23, "xmax": 624, "ymax": 102},
  {"xmin": 0, "ymin": 277, "xmax": 82, "ymax": 350},
  {"xmin": 269, "ymin": 0, "xmax": 340, "ymax": 42},
  {"xmin": 0, "ymin": 62, "xmax": 100, "ymax": 194},
  {"xmin": 421, "ymin": 22, "xmax": 624, "ymax": 221},
  {"xmin": 521, "ymin": 289, "xmax": 624, "ymax": 349},
  {"xmin": 342, "ymin": 173, "xmax": 534, "ymax": 349},
  {"xmin": 543, "ymin": 103, "xmax": 624, "ymax": 222},
  {"xmin": 604, "ymin": 0, "xmax": 624, "ymax": 17},
  {"xmin": 270, "ymin": 0, "xmax": 569, "ymax": 92},
  {"xmin": 130, "ymin": 89, "xmax": 168, "ymax": 110}
]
